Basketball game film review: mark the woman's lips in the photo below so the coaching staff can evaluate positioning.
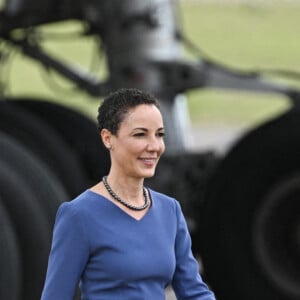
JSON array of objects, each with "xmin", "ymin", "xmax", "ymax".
[{"xmin": 139, "ymin": 158, "xmax": 156, "ymax": 166}]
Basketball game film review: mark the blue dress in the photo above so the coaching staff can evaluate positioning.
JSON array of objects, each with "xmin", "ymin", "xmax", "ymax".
[{"xmin": 41, "ymin": 189, "xmax": 216, "ymax": 300}]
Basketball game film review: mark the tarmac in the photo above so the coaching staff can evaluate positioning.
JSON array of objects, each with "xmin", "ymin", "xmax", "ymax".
[
  {"xmin": 188, "ymin": 124, "xmax": 246, "ymax": 154},
  {"xmin": 166, "ymin": 287, "xmax": 176, "ymax": 299}
]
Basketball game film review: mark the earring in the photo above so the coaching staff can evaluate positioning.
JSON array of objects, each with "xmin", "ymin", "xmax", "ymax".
[{"xmin": 107, "ymin": 145, "xmax": 112, "ymax": 150}]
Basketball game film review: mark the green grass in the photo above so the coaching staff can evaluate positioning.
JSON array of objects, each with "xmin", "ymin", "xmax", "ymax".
[
  {"xmin": 180, "ymin": 2, "xmax": 299, "ymax": 126},
  {"xmin": 181, "ymin": 3, "xmax": 300, "ymax": 68},
  {"xmin": 3, "ymin": 2, "xmax": 300, "ymax": 126},
  {"xmin": 6, "ymin": 22, "xmax": 103, "ymax": 119}
]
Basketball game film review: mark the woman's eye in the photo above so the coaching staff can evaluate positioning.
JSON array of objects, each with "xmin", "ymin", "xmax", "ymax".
[
  {"xmin": 133, "ymin": 132, "xmax": 145, "ymax": 137},
  {"xmin": 133, "ymin": 132, "xmax": 164, "ymax": 138}
]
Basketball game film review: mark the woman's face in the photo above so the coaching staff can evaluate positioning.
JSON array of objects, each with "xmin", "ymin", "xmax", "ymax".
[{"xmin": 106, "ymin": 104, "xmax": 165, "ymax": 179}]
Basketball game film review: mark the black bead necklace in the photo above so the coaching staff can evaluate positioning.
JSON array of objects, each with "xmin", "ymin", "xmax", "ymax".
[{"xmin": 102, "ymin": 176, "xmax": 150, "ymax": 211}]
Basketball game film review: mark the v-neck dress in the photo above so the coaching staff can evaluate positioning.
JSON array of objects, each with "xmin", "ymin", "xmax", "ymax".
[{"xmin": 41, "ymin": 189, "xmax": 215, "ymax": 300}]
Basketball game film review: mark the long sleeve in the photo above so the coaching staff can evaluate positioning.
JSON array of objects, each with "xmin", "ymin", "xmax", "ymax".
[
  {"xmin": 41, "ymin": 202, "xmax": 90, "ymax": 300},
  {"xmin": 172, "ymin": 201, "xmax": 216, "ymax": 300}
]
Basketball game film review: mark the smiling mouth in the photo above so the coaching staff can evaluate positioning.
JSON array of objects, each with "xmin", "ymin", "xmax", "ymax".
[{"xmin": 140, "ymin": 158, "xmax": 157, "ymax": 164}]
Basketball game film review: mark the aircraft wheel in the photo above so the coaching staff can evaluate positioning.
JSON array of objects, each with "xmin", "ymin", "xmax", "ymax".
[
  {"xmin": 0, "ymin": 101, "xmax": 88, "ymax": 197},
  {"xmin": 199, "ymin": 109, "xmax": 300, "ymax": 300},
  {"xmin": 14, "ymin": 99, "xmax": 110, "ymax": 184},
  {"xmin": 0, "ymin": 199, "xmax": 22, "ymax": 300}
]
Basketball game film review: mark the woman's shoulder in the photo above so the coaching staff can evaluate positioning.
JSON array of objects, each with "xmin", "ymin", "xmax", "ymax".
[
  {"xmin": 148, "ymin": 188, "xmax": 173, "ymax": 200},
  {"xmin": 148, "ymin": 188, "xmax": 180, "ymax": 210},
  {"xmin": 57, "ymin": 189, "xmax": 101, "ymax": 215}
]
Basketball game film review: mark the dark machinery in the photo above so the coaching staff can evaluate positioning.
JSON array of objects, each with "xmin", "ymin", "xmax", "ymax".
[{"xmin": 0, "ymin": 1, "xmax": 299, "ymax": 299}]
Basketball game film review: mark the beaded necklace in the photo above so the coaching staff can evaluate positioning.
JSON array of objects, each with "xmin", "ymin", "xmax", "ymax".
[{"xmin": 102, "ymin": 176, "xmax": 150, "ymax": 211}]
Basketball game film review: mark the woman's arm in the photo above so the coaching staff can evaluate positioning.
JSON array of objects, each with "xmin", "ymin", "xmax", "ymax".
[
  {"xmin": 41, "ymin": 202, "xmax": 89, "ymax": 300},
  {"xmin": 172, "ymin": 201, "xmax": 216, "ymax": 300}
]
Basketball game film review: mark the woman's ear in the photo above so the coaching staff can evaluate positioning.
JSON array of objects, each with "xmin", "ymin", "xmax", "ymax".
[{"xmin": 100, "ymin": 129, "xmax": 113, "ymax": 150}]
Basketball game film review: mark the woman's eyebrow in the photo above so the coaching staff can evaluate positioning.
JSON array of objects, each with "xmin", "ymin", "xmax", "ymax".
[
  {"xmin": 133, "ymin": 127, "xmax": 148, "ymax": 131},
  {"xmin": 133, "ymin": 127, "xmax": 164, "ymax": 131}
]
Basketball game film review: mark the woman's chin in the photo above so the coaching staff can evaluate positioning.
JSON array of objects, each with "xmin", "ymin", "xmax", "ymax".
[{"xmin": 142, "ymin": 170, "xmax": 156, "ymax": 179}]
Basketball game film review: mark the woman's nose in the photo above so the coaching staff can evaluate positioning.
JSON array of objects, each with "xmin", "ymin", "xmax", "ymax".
[{"xmin": 147, "ymin": 136, "xmax": 163, "ymax": 151}]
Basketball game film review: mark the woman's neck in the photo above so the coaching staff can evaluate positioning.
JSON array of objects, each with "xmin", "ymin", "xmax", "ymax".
[{"xmin": 105, "ymin": 173, "xmax": 144, "ymax": 204}]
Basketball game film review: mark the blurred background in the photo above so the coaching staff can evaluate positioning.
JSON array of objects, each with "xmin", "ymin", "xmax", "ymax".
[
  {"xmin": 0, "ymin": 0, "xmax": 299, "ymax": 299},
  {"xmin": 2, "ymin": 0, "xmax": 299, "ymax": 128}
]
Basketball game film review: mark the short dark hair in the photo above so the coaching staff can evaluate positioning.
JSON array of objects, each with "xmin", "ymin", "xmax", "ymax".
[{"xmin": 97, "ymin": 88, "xmax": 160, "ymax": 135}]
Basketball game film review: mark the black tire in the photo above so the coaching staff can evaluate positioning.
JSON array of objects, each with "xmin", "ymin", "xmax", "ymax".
[
  {"xmin": 0, "ymin": 133, "xmax": 69, "ymax": 299},
  {"xmin": 199, "ymin": 109, "xmax": 300, "ymax": 300},
  {"xmin": 14, "ymin": 99, "xmax": 110, "ymax": 183},
  {"xmin": 0, "ymin": 101, "xmax": 88, "ymax": 197},
  {"xmin": 0, "ymin": 199, "xmax": 22, "ymax": 300},
  {"xmin": 0, "ymin": 132, "xmax": 67, "ymax": 227},
  {"xmin": 0, "ymin": 160, "xmax": 51, "ymax": 300}
]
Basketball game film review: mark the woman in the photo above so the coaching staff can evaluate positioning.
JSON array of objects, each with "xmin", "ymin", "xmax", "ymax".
[{"xmin": 41, "ymin": 88, "xmax": 216, "ymax": 300}]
